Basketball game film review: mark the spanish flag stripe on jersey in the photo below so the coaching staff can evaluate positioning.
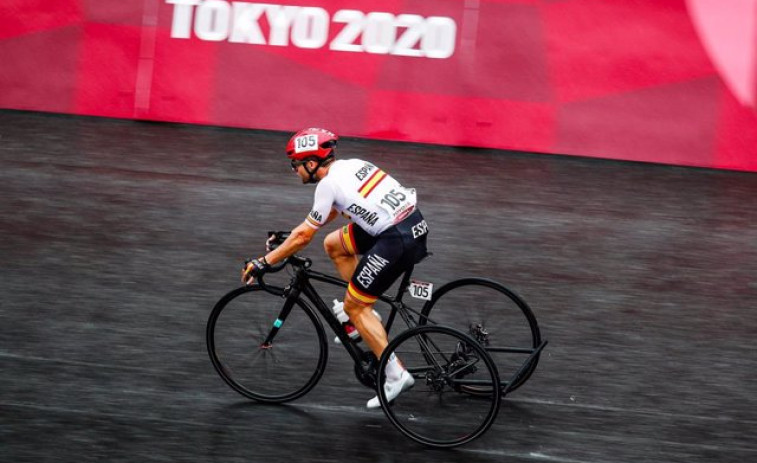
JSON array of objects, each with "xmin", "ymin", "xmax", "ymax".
[
  {"xmin": 358, "ymin": 170, "xmax": 387, "ymax": 198},
  {"xmin": 348, "ymin": 282, "xmax": 378, "ymax": 304},
  {"xmin": 340, "ymin": 224, "xmax": 357, "ymax": 255}
]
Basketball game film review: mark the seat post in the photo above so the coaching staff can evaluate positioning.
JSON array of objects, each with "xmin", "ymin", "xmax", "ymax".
[{"xmin": 394, "ymin": 265, "xmax": 415, "ymax": 303}]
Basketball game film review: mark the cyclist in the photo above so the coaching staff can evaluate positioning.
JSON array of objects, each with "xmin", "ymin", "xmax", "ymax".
[{"xmin": 242, "ymin": 127, "xmax": 429, "ymax": 409}]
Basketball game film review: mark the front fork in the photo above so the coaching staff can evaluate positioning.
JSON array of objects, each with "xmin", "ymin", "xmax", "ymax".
[{"xmin": 260, "ymin": 286, "xmax": 300, "ymax": 347}]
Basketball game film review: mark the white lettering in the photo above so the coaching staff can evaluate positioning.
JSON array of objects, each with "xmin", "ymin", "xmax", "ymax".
[
  {"xmin": 411, "ymin": 220, "xmax": 428, "ymax": 239},
  {"xmin": 393, "ymin": 14, "xmax": 424, "ymax": 57},
  {"xmin": 229, "ymin": 2, "xmax": 266, "ymax": 44},
  {"xmin": 330, "ymin": 9, "xmax": 365, "ymax": 52},
  {"xmin": 356, "ymin": 254, "xmax": 389, "ymax": 288},
  {"xmin": 195, "ymin": 0, "xmax": 231, "ymax": 41},
  {"xmin": 291, "ymin": 7, "xmax": 329, "ymax": 49},
  {"xmin": 422, "ymin": 16, "xmax": 456, "ymax": 59},
  {"xmin": 165, "ymin": 1, "xmax": 457, "ymax": 59},
  {"xmin": 167, "ymin": 0, "xmax": 201, "ymax": 39},
  {"xmin": 363, "ymin": 12, "xmax": 395, "ymax": 54},
  {"xmin": 266, "ymin": 5, "xmax": 300, "ymax": 46}
]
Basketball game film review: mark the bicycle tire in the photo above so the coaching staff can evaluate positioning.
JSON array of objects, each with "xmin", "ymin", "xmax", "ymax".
[
  {"xmin": 207, "ymin": 285, "xmax": 328, "ymax": 403},
  {"xmin": 377, "ymin": 325, "xmax": 501, "ymax": 448},
  {"xmin": 420, "ymin": 278, "xmax": 542, "ymax": 394}
]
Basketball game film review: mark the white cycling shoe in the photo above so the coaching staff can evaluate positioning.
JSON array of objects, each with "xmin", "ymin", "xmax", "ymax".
[{"xmin": 367, "ymin": 370, "xmax": 415, "ymax": 409}]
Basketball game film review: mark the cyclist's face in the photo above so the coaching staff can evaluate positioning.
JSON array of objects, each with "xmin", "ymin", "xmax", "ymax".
[
  {"xmin": 290, "ymin": 159, "xmax": 305, "ymax": 172},
  {"xmin": 292, "ymin": 160, "xmax": 310, "ymax": 183}
]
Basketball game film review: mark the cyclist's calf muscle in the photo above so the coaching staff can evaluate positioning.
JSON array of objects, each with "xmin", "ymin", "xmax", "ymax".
[{"xmin": 343, "ymin": 293, "xmax": 388, "ymax": 357}]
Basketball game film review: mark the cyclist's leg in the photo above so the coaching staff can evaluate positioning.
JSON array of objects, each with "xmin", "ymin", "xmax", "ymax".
[
  {"xmin": 343, "ymin": 230, "xmax": 409, "ymax": 377},
  {"xmin": 345, "ymin": 285, "xmax": 412, "ymax": 408},
  {"xmin": 343, "ymin": 223, "xmax": 424, "ymax": 407},
  {"xmin": 340, "ymin": 213, "xmax": 426, "ymax": 359},
  {"xmin": 343, "ymin": 291, "xmax": 388, "ymax": 359},
  {"xmin": 344, "ymin": 291, "xmax": 407, "ymax": 390},
  {"xmin": 323, "ymin": 224, "xmax": 360, "ymax": 281}
]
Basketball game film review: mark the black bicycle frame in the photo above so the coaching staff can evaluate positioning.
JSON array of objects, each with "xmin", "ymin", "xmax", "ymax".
[
  {"xmin": 260, "ymin": 257, "xmax": 420, "ymax": 370},
  {"xmin": 258, "ymin": 256, "xmax": 547, "ymax": 393}
]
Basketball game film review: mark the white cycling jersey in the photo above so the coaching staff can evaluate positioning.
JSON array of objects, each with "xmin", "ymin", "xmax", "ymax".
[{"xmin": 306, "ymin": 159, "xmax": 417, "ymax": 236}]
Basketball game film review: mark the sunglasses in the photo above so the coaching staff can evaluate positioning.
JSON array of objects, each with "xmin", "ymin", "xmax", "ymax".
[{"xmin": 290, "ymin": 160, "xmax": 307, "ymax": 171}]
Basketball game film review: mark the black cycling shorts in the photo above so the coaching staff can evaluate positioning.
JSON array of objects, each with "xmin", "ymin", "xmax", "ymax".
[{"xmin": 341, "ymin": 209, "xmax": 429, "ymax": 304}]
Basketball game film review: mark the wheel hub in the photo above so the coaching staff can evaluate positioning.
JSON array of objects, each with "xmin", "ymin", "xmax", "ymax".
[{"xmin": 468, "ymin": 323, "xmax": 490, "ymax": 345}]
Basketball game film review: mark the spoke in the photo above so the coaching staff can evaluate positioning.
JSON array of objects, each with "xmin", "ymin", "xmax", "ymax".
[
  {"xmin": 418, "ymin": 334, "xmax": 453, "ymax": 367},
  {"xmin": 251, "ymin": 322, "xmax": 266, "ymax": 340},
  {"xmin": 267, "ymin": 347, "xmax": 280, "ymax": 364},
  {"xmin": 248, "ymin": 348, "xmax": 266, "ymax": 368}
]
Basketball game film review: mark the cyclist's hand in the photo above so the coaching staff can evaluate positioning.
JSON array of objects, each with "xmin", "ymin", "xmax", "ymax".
[{"xmin": 242, "ymin": 257, "xmax": 269, "ymax": 285}]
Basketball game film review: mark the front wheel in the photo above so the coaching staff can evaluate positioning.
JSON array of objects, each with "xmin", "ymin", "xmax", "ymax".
[
  {"xmin": 377, "ymin": 325, "xmax": 501, "ymax": 448},
  {"xmin": 421, "ymin": 278, "xmax": 542, "ymax": 394},
  {"xmin": 206, "ymin": 285, "xmax": 328, "ymax": 403}
]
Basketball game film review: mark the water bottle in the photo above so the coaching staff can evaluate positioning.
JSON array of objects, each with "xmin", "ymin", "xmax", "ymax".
[{"xmin": 332, "ymin": 299, "xmax": 360, "ymax": 343}]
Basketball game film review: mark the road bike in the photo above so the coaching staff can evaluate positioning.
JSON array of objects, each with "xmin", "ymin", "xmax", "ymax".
[{"xmin": 207, "ymin": 232, "xmax": 547, "ymax": 447}]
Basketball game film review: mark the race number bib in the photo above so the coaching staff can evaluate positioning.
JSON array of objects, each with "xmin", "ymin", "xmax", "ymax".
[
  {"xmin": 377, "ymin": 186, "xmax": 417, "ymax": 223},
  {"xmin": 294, "ymin": 134, "xmax": 319, "ymax": 153},
  {"xmin": 408, "ymin": 279, "xmax": 433, "ymax": 301}
]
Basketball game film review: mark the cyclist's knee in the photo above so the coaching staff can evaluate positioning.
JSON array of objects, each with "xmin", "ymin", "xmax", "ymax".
[{"xmin": 323, "ymin": 230, "xmax": 345, "ymax": 259}]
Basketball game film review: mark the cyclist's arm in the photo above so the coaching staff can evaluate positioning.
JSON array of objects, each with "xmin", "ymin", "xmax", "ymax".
[
  {"xmin": 325, "ymin": 208, "xmax": 339, "ymax": 224},
  {"xmin": 263, "ymin": 208, "xmax": 339, "ymax": 264},
  {"xmin": 260, "ymin": 179, "xmax": 338, "ymax": 265},
  {"xmin": 263, "ymin": 220, "xmax": 318, "ymax": 265}
]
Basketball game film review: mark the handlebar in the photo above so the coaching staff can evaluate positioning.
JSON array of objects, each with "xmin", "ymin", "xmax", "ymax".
[
  {"xmin": 252, "ymin": 231, "xmax": 312, "ymax": 293},
  {"xmin": 255, "ymin": 257, "xmax": 311, "ymax": 296},
  {"xmin": 265, "ymin": 230, "xmax": 312, "ymax": 271},
  {"xmin": 266, "ymin": 231, "xmax": 291, "ymax": 273}
]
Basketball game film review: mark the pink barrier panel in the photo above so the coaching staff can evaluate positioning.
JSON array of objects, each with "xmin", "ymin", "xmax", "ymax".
[{"xmin": 1, "ymin": 0, "xmax": 755, "ymax": 172}]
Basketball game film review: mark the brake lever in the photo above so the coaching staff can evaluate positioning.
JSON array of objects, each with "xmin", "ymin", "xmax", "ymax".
[
  {"xmin": 264, "ymin": 231, "xmax": 291, "ymax": 273},
  {"xmin": 266, "ymin": 230, "xmax": 292, "ymax": 252}
]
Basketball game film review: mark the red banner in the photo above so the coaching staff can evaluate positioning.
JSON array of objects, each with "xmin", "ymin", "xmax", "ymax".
[{"xmin": 1, "ymin": 0, "xmax": 755, "ymax": 171}]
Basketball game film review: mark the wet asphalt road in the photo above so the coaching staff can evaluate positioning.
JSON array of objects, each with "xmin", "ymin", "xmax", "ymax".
[{"xmin": 1, "ymin": 110, "xmax": 756, "ymax": 462}]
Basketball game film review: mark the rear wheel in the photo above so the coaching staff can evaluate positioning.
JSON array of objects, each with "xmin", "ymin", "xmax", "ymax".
[
  {"xmin": 207, "ymin": 285, "xmax": 328, "ymax": 403},
  {"xmin": 377, "ymin": 325, "xmax": 501, "ymax": 448},
  {"xmin": 421, "ymin": 278, "xmax": 542, "ymax": 394}
]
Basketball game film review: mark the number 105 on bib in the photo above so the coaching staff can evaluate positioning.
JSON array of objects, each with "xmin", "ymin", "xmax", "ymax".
[{"xmin": 409, "ymin": 280, "xmax": 433, "ymax": 300}]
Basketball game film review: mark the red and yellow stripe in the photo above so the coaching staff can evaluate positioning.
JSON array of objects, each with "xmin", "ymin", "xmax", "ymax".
[
  {"xmin": 340, "ymin": 224, "xmax": 358, "ymax": 255},
  {"xmin": 348, "ymin": 282, "xmax": 379, "ymax": 304},
  {"xmin": 358, "ymin": 169, "xmax": 387, "ymax": 198}
]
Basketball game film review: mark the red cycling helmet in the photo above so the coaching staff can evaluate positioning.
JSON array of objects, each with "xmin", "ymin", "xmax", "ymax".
[{"xmin": 286, "ymin": 128, "xmax": 338, "ymax": 161}]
